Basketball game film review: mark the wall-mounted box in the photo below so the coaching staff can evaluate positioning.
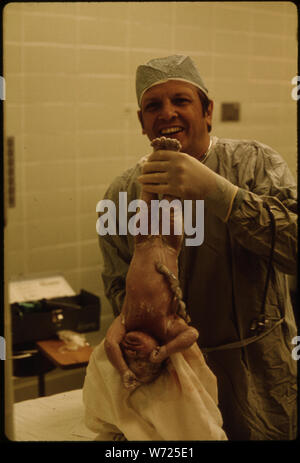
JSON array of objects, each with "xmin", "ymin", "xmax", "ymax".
[{"xmin": 221, "ymin": 103, "xmax": 240, "ymax": 121}]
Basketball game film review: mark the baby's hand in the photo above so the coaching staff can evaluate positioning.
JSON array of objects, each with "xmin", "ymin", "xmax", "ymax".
[
  {"xmin": 122, "ymin": 369, "xmax": 141, "ymax": 391},
  {"xmin": 150, "ymin": 345, "xmax": 167, "ymax": 363}
]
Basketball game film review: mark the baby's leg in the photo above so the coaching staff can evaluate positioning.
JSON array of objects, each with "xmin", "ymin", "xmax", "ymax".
[
  {"xmin": 150, "ymin": 318, "xmax": 199, "ymax": 363},
  {"xmin": 104, "ymin": 314, "xmax": 141, "ymax": 391}
]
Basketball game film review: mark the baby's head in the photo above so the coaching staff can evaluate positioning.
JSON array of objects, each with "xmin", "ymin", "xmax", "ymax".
[{"xmin": 121, "ymin": 331, "xmax": 165, "ymax": 384}]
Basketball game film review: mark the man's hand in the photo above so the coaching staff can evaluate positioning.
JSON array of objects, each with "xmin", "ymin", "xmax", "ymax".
[
  {"xmin": 138, "ymin": 149, "xmax": 238, "ymax": 222},
  {"xmin": 138, "ymin": 150, "xmax": 218, "ymax": 200}
]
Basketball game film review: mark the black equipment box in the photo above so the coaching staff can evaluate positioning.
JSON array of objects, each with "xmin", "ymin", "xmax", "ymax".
[{"xmin": 11, "ymin": 289, "xmax": 101, "ymax": 346}]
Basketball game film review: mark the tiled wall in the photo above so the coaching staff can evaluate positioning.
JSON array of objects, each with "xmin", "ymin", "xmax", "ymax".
[{"xmin": 4, "ymin": 2, "xmax": 298, "ymax": 322}]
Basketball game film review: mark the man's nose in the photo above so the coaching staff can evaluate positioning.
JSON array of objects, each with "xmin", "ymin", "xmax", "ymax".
[{"xmin": 158, "ymin": 101, "xmax": 178, "ymax": 120}]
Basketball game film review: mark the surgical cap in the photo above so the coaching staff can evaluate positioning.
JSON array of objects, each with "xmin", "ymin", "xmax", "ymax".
[{"xmin": 136, "ymin": 55, "xmax": 208, "ymax": 107}]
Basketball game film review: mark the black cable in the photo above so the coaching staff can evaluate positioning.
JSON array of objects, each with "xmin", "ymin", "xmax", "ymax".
[{"xmin": 258, "ymin": 201, "xmax": 276, "ymax": 326}]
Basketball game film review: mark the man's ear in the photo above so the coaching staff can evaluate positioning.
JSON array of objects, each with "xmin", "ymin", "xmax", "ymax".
[
  {"xmin": 205, "ymin": 100, "xmax": 214, "ymax": 126},
  {"xmin": 137, "ymin": 110, "xmax": 146, "ymax": 134}
]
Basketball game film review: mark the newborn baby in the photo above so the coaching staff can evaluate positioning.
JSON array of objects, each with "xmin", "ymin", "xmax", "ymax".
[
  {"xmin": 104, "ymin": 137, "xmax": 199, "ymax": 390},
  {"xmin": 83, "ymin": 137, "xmax": 227, "ymax": 441}
]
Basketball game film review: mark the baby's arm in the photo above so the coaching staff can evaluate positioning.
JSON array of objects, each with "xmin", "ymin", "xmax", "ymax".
[
  {"xmin": 104, "ymin": 314, "xmax": 141, "ymax": 391},
  {"xmin": 150, "ymin": 317, "xmax": 199, "ymax": 363}
]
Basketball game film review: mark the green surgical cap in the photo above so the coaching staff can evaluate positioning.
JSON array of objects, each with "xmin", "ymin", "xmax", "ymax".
[{"xmin": 136, "ymin": 55, "xmax": 208, "ymax": 107}]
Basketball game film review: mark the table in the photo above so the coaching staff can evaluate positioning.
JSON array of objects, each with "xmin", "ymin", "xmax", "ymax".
[{"xmin": 35, "ymin": 339, "xmax": 93, "ymax": 396}]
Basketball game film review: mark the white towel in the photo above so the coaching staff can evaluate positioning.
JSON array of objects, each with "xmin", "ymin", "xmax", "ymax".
[{"xmin": 82, "ymin": 340, "xmax": 227, "ymax": 441}]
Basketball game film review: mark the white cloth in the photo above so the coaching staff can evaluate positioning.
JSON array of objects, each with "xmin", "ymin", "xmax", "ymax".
[
  {"xmin": 82, "ymin": 340, "xmax": 227, "ymax": 441},
  {"xmin": 14, "ymin": 389, "xmax": 97, "ymax": 441}
]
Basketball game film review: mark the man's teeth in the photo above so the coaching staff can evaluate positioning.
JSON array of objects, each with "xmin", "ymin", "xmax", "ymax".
[{"xmin": 160, "ymin": 127, "xmax": 183, "ymax": 135}]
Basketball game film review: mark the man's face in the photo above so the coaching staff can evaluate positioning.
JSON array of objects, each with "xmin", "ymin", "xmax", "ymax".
[{"xmin": 138, "ymin": 80, "xmax": 213, "ymax": 158}]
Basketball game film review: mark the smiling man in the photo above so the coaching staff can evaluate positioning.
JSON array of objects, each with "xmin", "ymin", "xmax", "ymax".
[
  {"xmin": 137, "ymin": 80, "xmax": 212, "ymax": 159},
  {"xmin": 97, "ymin": 55, "xmax": 297, "ymax": 440}
]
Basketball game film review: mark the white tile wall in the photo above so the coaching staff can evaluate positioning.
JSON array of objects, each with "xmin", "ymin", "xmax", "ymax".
[{"xmin": 3, "ymin": 2, "xmax": 298, "ymax": 327}]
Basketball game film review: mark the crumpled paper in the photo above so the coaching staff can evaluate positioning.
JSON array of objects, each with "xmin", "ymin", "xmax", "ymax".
[{"xmin": 57, "ymin": 330, "xmax": 88, "ymax": 352}]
